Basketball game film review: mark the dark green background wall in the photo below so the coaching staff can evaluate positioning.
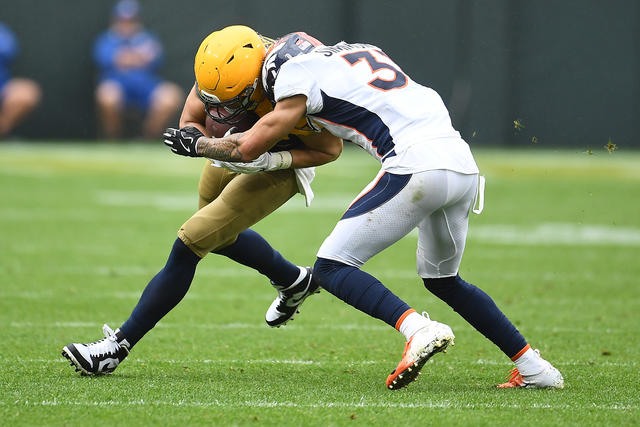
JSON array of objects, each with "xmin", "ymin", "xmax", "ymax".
[{"xmin": 2, "ymin": 0, "xmax": 638, "ymax": 147}]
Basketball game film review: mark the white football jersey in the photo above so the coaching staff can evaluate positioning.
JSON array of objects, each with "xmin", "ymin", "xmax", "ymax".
[{"xmin": 272, "ymin": 42, "xmax": 479, "ymax": 175}]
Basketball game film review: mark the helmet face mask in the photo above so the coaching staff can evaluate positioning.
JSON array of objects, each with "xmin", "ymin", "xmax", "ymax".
[
  {"xmin": 194, "ymin": 26, "xmax": 272, "ymax": 125},
  {"xmin": 197, "ymin": 80, "xmax": 259, "ymax": 124}
]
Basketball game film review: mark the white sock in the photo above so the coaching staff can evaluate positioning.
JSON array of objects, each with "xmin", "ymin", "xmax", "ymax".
[
  {"xmin": 514, "ymin": 348, "xmax": 545, "ymax": 376},
  {"xmin": 398, "ymin": 312, "xmax": 429, "ymax": 340}
]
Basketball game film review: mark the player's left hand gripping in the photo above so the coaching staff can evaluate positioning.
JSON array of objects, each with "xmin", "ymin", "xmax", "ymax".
[{"xmin": 163, "ymin": 126, "xmax": 204, "ymax": 157}]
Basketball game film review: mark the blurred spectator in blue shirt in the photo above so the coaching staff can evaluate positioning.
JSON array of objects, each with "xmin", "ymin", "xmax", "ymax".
[
  {"xmin": 0, "ymin": 22, "xmax": 42, "ymax": 138},
  {"xmin": 94, "ymin": 0, "xmax": 183, "ymax": 139}
]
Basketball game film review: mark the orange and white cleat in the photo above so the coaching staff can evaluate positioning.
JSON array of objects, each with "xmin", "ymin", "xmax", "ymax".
[
  {"xmin": 386, "ymin": 319, "xmax": 454, "ymax": 390},
  {"xmin": 497, "ymin": 367, "xmax": 525, "ymax": 388},
  {"xmin": 497, "ymin": 352, "xmax": 564, "ymax": 389}
]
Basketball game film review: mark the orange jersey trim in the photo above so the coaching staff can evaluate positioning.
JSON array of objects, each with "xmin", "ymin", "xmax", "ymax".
[{"xmin": 345, "ymin": 170, "xmax": 388, "ymax": 211}]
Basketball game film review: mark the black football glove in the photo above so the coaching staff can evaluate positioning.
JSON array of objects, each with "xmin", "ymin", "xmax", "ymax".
[{"xmin": 163, "ymin": 126, "xmax": 204, "ymax": 157}]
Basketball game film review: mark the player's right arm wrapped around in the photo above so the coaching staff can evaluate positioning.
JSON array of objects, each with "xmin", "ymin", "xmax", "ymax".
[
  {"xmin": 210, "ymin": 127, "xmax": 293, "ymax": 174},
  {"xmin": 212, "ymin": 150, "xmax": 292, "ymax": 174}
]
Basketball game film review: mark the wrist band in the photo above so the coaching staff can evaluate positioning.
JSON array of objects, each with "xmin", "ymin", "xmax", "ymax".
[{"xmin": 272, "ymin": 151, "xmax": 293, "ymax": 170}]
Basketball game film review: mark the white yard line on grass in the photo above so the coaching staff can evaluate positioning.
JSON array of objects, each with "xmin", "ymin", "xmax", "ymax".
[
  {"xmin": 95, "ymin": 190, "xmax": 349, "ymax": 212},
  {"xmin": 465, "ymin": 223, "xmax": 640, "ymax": 246},
  {"xmin": 412, "ymin": 222, "xmax": 640, "ymax": 246},
  {"xmin": 1, "ymin": 399, "xmax": 635, "ymax": 411},
  {"xmin": 5, "ymin": 265, "xmax": 636, "ymax": 282},
  {"xmin": 7, "ymin": 321, "xmax": 630, "ymax": 335},
  {"xmin": 96, "ymin": 191, "xmax": 196, "ymax": 211},
  {"xmin": 10, "ymin": 358, "xmax": 636, "ymax": 368},
  {"xmin": 9, "ymin": 320, "xmax": 390, "ymax": 331},
  {"xmin": 2, "ymin": 289, "xmax": 631, "ymax": 310},
  {"xmin": 93, "ymin": 191, "xmax": 640, "ymax": 246}
]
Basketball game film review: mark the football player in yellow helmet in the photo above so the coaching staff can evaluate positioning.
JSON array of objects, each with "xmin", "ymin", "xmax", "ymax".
[
  {"xmin": 194, "ymin": 25, "xmax": 270, "ymax": 125},
  {"xmin": 61, "ymin": 25, "xmax": 342, "ymax": 376}
]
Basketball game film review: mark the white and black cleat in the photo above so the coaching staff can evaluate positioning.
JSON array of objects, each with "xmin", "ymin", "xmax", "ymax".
[
  {"xmin": 62, "ymin": 324, "xmax": 130, "ymax": 375},
  {"xmin": 266, "ymin": 267, "xmax": 320, "ymax": 327}
]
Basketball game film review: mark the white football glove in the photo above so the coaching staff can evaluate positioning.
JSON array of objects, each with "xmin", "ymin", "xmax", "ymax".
[{"xmin": 212, "ymin": 151, "xmax": 293, "ymax": 174}]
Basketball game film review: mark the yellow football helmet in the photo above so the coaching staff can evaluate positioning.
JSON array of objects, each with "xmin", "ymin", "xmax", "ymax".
[{"xmin": 194, "ymin": 25, "xmax": 273, "ymax": 124}]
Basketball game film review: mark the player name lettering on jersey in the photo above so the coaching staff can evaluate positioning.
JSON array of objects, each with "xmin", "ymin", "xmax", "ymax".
[
  {"xmin": 272, "ymin": 42, "xmax": 479, "ymax": 175},
  {"xmin": 315, "ymin": 43, "xmax": 377, "ymax": 57}
]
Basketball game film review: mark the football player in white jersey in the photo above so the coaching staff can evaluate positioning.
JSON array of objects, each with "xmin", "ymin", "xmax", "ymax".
[{"xmin": 164, "ymin": 32, "xmax": 564, "ymax": 390}]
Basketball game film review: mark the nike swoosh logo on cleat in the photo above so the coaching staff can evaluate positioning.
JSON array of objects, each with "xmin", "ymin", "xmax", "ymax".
[
  {"xmin": 283, "ymin": 283, "xmax": 312, "ymax": 306},
  {"xmin": 98, "ymin": 358, "xmax": 119, "ymax": 372}
]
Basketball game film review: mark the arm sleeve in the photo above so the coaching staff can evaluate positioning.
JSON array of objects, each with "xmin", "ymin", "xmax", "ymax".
[{"xmin": 273, "ymin": 61, "xmax": 323, "ymax": 114}]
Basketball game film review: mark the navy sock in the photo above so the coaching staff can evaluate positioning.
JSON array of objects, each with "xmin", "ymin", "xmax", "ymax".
[
  {"xmin": 314, "ymin": 257, "xmax": 410, "ymax": 328},
  {"xmin": 120, "ymin": 238, "xmax": 201, "ymax": 347},
  {"xmin": 213, "ymin": 229, "xmax": 300, "ymax": 287},
  {"xmin": 423, "ymin": 275, "xmax": 527, "ymax": 358}
]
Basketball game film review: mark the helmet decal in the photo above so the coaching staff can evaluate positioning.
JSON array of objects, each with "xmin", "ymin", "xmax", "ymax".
[{"xmin": 262, "ymin": 32, "xmax": 322, "ymax": 104}]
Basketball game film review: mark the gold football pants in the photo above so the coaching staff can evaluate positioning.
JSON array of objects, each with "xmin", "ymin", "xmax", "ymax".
[{"xmin": 177, "ymin": 161, "xmax": 298, "ymax": 258}]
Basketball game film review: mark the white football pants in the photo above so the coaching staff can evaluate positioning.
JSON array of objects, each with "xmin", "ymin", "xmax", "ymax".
[{"xmin": 317, "ymin": 169, "xmax": 479, "ymax": 278}]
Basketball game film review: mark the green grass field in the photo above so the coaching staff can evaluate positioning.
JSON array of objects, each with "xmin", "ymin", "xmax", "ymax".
[{"xmin": 1, "ymin": 142, "xmax": 638, "ymax": 425}]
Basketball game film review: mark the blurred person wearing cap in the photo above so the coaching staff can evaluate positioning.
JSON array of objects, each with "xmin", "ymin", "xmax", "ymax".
[
  {"xmin": 0, "ymin": 22, "xmax": 42, "ymax": 139},
  {"xmin": 93, "ymin": 0, "xmax": 183, "ymax": 139}
]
